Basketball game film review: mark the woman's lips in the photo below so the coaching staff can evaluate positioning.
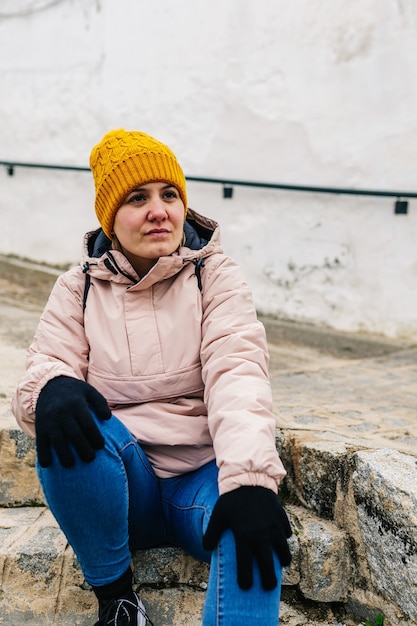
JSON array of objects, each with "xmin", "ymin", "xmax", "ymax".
[{"xmin": 146, "ymin": 229, "xmax": 170, "ymax": 235}]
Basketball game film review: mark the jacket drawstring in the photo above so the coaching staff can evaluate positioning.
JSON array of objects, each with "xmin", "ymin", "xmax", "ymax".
[{"xmin": 191, "ymin": 258, "xmax": 205, "ymax": 292}]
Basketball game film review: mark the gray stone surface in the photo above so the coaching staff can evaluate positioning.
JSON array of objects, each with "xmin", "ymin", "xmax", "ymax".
[
  {"xmin": 352, "ymin": 449, "xmax": 417, "ymax": 622},
  {"xmin": 0, "ymin": 428, "xmax": 43, "ymax": 506},
  {"xmin": 290, "ymin": 507, "xmax": 350, "ymax": 603}
]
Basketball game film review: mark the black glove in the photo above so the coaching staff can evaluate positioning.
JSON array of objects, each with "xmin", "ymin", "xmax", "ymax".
[
  {"xmin": 35, "ymin": 375, "xmax": 112, "ymax": 468},
  {"xmin": 203, "ymin": 485, "xmax": 292, "ymax": 590}
]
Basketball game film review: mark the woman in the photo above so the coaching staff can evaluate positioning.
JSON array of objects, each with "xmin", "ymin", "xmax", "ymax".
[{"xmin": 12, "ymin": 129, "xmax": 292, "ymax": 626}]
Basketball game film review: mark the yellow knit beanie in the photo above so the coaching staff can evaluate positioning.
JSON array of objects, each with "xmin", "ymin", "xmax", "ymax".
[{"xmin": 90, "ymin": 129, "xmax": 188, "ymax": 238}]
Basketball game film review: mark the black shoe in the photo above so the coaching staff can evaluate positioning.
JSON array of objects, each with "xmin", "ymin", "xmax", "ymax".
[{"xmin": 94, "ymin": 590, "xmax": 152, "ymax": 625}]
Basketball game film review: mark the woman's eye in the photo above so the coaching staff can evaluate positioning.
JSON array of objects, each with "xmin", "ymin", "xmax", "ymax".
[
  {"xmin": 129, "ymin": 193, "xmax": 146, "ymax": 203},
  {"xmin": 163, "ymin": 190, "xmax": 178, "ymax": 199}
]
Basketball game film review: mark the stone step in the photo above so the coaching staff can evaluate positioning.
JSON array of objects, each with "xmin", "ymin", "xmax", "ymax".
[
  {"xmin": 277, "ymin": 433, "xmax": 417, "ymax": 626},
  {"xmin": 0, "ymin": 506, "xmax": 205, "ymax": 625},
  {"xmin": 1, "ymin": 423, "xmax": 417, "ymax": 625},
  {"xmin": 0, "ymin": 424, "xmax": 42, "ymax": 508},
  {"xmin": 0, "ymin": 424, "xmax": 352, "ymax": 624},
  {"xmin": 0, "ymin": 504, "xmax": 349, "ymax": 626}
]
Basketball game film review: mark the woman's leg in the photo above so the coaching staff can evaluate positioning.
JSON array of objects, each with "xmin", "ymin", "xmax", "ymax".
[
  {"xmin": 203, "ymin": 530, "xmax": 282, "ymax": 625},
  {"xmin": 37, "ymin": 413, "xmax": 165, "ymax": 586},
  {"xmin": 160, "ymin": 460, "xmax": 282, "ymax": 625}
]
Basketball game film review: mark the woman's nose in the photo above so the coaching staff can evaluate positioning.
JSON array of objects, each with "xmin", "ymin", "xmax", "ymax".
[{"xmin": 147, "ymin": 199, "xmax": 167, "ymax": 220}]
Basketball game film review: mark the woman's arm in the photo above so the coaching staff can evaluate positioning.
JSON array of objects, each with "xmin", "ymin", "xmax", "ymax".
[{"xmin": 200, "ymin": 254, "xmax": 286, "ymax": 495}]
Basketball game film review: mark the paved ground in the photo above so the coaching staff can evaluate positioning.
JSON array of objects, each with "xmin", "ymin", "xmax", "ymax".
[
  {"xmin": 2, "ymin": 255, "xmax": 416, "ymax": 452},
  {"xmin": 1, "ymin": 254, "xmax": 416, "ymax": 626},
  {"xmin": 264, "ymin": 318, "xmax": 417, "ymax": 460}
]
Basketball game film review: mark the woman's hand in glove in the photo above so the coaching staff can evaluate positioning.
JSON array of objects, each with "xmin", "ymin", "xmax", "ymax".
[
  {"xmin": 35, "ymin": 375, "xmax": 112, "ymax": 468},
  {"xmin": 203, "ymin": 485, "xmax": 292, "ymax": 590}
]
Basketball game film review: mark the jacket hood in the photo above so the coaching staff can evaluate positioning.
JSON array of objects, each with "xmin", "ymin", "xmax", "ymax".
[{"xmin": 80, "ymin": 208, "xmax": 222, "ymax": 288}]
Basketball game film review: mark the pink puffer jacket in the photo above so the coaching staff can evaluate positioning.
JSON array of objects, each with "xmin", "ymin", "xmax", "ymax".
[{"xmin": 12, "ymin": 209, "xmax": 286, "ymax": 494}]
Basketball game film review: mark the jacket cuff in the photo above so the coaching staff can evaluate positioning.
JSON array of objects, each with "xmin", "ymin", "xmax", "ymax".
[{"xmin": 218, "ymin": 470, "xmax": 286, "ymax": 496}]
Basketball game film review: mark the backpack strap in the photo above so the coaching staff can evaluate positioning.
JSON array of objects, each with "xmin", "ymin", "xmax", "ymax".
[{"xmin": 82, "ymin": 263, "xmax": 91, "ymax": 313}]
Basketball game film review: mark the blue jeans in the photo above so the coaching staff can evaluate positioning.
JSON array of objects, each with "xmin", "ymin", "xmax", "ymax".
[{"xmin": 37, "ymin": 414, "xmax": 282, "ymax": 625}]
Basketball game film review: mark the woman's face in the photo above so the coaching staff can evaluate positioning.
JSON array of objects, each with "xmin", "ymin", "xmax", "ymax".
[{"xmin": 113, "ymin": 181, "xmax": 185, "ymax": 277}]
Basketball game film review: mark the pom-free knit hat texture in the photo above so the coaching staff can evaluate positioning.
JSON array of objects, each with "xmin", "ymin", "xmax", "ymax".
[{"xmin": 90, "ymin": 129, "xmax": 188, "ymax": 238}]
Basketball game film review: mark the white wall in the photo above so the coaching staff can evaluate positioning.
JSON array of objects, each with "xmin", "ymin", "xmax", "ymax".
[{"xmin": 1, "ymin": 0, "xmax": 417, "ymax": 340}]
